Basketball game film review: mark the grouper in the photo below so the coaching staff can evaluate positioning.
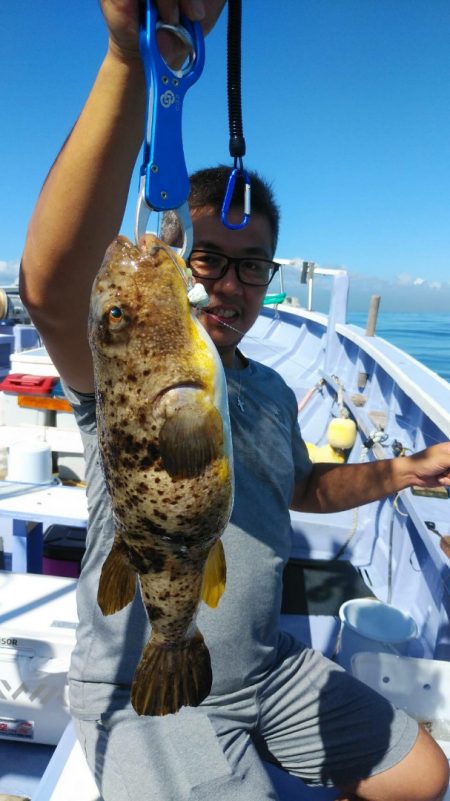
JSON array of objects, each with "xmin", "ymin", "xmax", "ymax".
[{"xmin": 88, "ymin": 234, "xmax": 233, "ymax": 716}]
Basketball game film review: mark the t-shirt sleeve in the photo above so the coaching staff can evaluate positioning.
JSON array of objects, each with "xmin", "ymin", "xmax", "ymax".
[
  {"xmin": 285, "ymin": 383, "xmax": 313, "ymax": 484},
  {"xmin": 292, "ymin": 417, "xmax": 313, "ymax": 484},
  {"xmin": 61, "ymin": 381, "xmax": 97, "ymax": 436},
  {"xmin": 61, "ymin": 381, "xmax": 104, "ymax": 495}
]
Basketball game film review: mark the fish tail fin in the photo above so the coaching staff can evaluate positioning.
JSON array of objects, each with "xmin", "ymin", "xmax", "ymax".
[
  {"xmin": 131, "ymin": 632, "xmax": 212, "ymax": 716},
  {"xmin": 201, "ymin": 539, "xmax": 226, "ymax": 608},
  {"xmin": 97, "ymin": 540, "xmax": 136, "ymax": 615}
]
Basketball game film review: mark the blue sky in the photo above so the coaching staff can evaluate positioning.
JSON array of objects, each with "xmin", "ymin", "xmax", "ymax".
[{"xmin": 1, "ymin": 1, "xmax": 450, "ymax": 311}]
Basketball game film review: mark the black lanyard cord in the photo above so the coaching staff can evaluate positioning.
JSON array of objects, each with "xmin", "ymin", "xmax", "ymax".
[
  {"xmin": 227, "ymin": 0, "xmax": 246, "ymax": 160},
  {"xmin": 221, "ymin": 0, "xmax": 251, "ymax": 230}
]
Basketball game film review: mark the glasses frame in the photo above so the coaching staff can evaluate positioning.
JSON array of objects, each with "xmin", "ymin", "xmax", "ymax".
[{"xmin": 188, "ymin": 249, "xmax": 280, "ymax": 287}]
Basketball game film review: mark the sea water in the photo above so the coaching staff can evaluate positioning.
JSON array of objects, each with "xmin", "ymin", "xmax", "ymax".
[{"xmin": 347, "ymin": 312, "xmax": 450, "ymax": 384}]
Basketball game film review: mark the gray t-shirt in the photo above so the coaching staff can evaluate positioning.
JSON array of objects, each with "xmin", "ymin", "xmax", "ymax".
[{"xmin": 67, "ymin": 359, "xmax": 312, "ymax": 719}]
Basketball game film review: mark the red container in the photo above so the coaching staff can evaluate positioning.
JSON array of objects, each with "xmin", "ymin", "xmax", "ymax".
[{"xmin": 0, "ymin": 373, "xmax": 56, "ymax": 395}]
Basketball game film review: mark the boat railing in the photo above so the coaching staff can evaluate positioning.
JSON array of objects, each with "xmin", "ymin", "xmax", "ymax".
[
  {"xmin": 270, "ymin": 259, "xmax": 349, "ymax": 316},
  {"xmin": 268, "ymin": 260, "xmax": 350, "ymax": 374}
]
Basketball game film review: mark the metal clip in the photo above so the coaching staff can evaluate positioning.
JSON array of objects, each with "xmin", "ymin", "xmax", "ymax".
[{"xmin": 221, "ymin": 160, "xmax": 251, "ymax": 230}]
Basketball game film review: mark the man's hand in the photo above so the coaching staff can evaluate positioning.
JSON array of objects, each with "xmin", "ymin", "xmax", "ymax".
[
  {"xmin": 100, "ymin": 0, "xmax": 226, "ymax": 65},
  {"xmin": 406, "ymin": 442, "xmax": 450, "ymax": 489}
]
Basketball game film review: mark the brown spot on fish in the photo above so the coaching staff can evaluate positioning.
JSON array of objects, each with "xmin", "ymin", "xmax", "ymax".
[
  {"xmin": 140, "ymin": 444, "xmax": 159, "ymax": 469},
  {"xmin": 138, "ymin": 517, "xmax": 167, "ymax": 536},
  {"xmin": 145, "ymin": 604, "xmax": 164, "ymax": 620}
]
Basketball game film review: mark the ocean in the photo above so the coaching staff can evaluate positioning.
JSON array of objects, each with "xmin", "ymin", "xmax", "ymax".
[{"xmin": 347, "ymin": 312, "xmax": 450, "ymax": 385}]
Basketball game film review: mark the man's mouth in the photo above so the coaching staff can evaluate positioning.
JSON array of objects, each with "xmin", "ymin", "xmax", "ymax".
[
  {"xmin": 204, "ymin": 306, "xmax": 239, "ymax": 321},
  {"xmin": 200, "ymin": 306, "xmax": 244, "ymax": 335}
]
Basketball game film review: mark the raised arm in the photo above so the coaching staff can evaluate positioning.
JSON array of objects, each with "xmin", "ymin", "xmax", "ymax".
[{"xmin": 20, "ymin": 0, "xmax": 225, "ymax": 393}]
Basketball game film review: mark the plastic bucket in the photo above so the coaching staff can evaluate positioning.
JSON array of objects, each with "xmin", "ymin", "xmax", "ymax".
[
  {"xmin": 7, "ymin": 441, "xmax": 53, "ymax": 484},
  {"xmin": 336, "ymin": 598, "xmax": 418, "ymax": 671}
]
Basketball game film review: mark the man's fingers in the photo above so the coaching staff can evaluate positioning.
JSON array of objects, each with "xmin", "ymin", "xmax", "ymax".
[
  {"xmin": 180, "ymin": 0, "xmax": 206, "ymax": 21},
  {"xmin": 155, "ymin": 1, "xmax": 180, "ymax": 25}
]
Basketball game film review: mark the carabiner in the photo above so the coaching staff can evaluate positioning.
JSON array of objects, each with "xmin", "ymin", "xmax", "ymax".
[{"xmin": 221, "ymin": 160, "xmax": 251, "ymax": 230}]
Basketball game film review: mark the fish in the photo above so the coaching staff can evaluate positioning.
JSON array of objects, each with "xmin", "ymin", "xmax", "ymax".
[{"xmin": 88, "ymin": 234, "xmax": 233, "ymax": 716}]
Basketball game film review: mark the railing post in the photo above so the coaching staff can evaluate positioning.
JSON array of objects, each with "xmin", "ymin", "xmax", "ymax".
[
  {"xmin": 324, "ymin": 270, "xmax": 349, "ymax": 374},
  {"xmin": 366, "ymin": 295, "xmax": 381, "ymax": 336}
]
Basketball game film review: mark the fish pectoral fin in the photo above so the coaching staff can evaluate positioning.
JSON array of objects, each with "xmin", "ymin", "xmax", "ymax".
[
  {"xmin": 201, "ymin": 539, "xmax": 226, "ymax": 608},
  {"xmin": 97, "ymin": 539, "xmax": 137, "ymax": 616},
  {"xmin": 159, "ymin": 403, "xmax": 223, "ymax": 478}
]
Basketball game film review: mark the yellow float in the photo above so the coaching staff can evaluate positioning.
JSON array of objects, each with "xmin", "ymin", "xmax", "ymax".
[{"xmin": 306, "ymin": 417, "xmax": 357, "ymax": 464}]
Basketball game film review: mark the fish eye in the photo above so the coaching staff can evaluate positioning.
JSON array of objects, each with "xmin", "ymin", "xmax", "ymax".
[{"xmin": 109, "ymin": 306, "xmax": 123, "ymax": 323}]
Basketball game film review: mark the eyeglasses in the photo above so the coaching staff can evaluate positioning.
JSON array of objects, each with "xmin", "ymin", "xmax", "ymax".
[{"xmin": 188, "ymin": 250, "xmax": 280, "ymax": 287}]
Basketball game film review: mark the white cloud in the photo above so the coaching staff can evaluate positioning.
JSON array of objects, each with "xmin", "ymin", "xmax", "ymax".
[
  {"xmin": 284, "ymin": 265, "xmax": 450, "ymax": 313},
  {"xmin": 0, "ymin": 259, "xmax": 20, "ymax": 285},
  {"xmin": 391, "ymin": 272, "xmax": 448, "ymax": 291},
  {"xmin": 395, "ymin": 272, "xmax": 414, "ymax": 286}
]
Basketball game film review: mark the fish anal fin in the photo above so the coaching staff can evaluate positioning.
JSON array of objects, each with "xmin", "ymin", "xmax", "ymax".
[
  {"xmin": 159, "ymin": 403, "xmax": 223, "ymax": 478},
  {"xmin": 201, "ymin": 539, "xmax": 226, "ymax": 608},
  {"xmin": 131, "ymin": 632, "xmax": 212, "ymax": 716},
  {"xmin": 97, "ymin": 540, "xmax": 137, "ymax": 616}
]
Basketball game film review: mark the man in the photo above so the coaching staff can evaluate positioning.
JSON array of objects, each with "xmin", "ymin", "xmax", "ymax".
[{"xmin": 20, "ymin": 2, "xmax": 450, "ymax": 800}]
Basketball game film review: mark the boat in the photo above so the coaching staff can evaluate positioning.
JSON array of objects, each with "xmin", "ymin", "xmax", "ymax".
[{"xmin": 0, "ymin": 263, "xmax": 448, "ymax": 801}]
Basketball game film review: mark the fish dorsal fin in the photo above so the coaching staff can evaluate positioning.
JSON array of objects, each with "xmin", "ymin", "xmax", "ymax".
[
  {"xmin": 201, "ymin": 539, "xmax": 226, "ymax": 608},
  {"xmin": 159, "ymin": 403, "xmax": 223, "ymax": 478}
]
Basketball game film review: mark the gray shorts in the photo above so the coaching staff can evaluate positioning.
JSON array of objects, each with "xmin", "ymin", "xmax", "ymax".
[{"xmin": 73, "ymin": 637, "xmax": 418, "ymax": 801}]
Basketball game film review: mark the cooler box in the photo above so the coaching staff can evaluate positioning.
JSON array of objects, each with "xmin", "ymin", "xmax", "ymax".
[
  {"xmin": 0, "ymin": 571, "xmax": 78, "ymax": 745},
  {"xmin": 43, "ymin": 525, "xmax": 86, "ymax": 578},
  {"xmin": 0, "ymin": 373, "xmax": 57, "ymax": 427},
  {"xmin": 10, "ymin": 346, "xmax": 59, "ymax": 378}
]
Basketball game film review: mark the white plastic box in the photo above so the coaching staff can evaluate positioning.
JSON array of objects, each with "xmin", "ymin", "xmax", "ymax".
[
  {"xmin": 10, "ymin": 347, "xmax": 59, "ymax": 378},
  {"xmin": 1, "ymin": 346, "xmax": 58, "ymax": 428},
  {"xmin": 0, "ymin": 570, "xmax": 77, "ymax": 745},
  {"xmin": 0, "ymin": 392, "xmax": 54, "ymax": 427},
  {"xmin": 352, "ymin": 651, "xmax": 450, "ymax": 758}
]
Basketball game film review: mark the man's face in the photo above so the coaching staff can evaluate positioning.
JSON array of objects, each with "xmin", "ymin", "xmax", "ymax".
[{"xmin": 191, "ymin": 208, "xmax": 274, "ymax": 367}]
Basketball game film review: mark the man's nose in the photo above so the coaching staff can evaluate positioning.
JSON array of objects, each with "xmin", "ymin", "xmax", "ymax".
[{"xmin": 215, "ymin": 263, "xmax": 243, "ymax": 293}]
